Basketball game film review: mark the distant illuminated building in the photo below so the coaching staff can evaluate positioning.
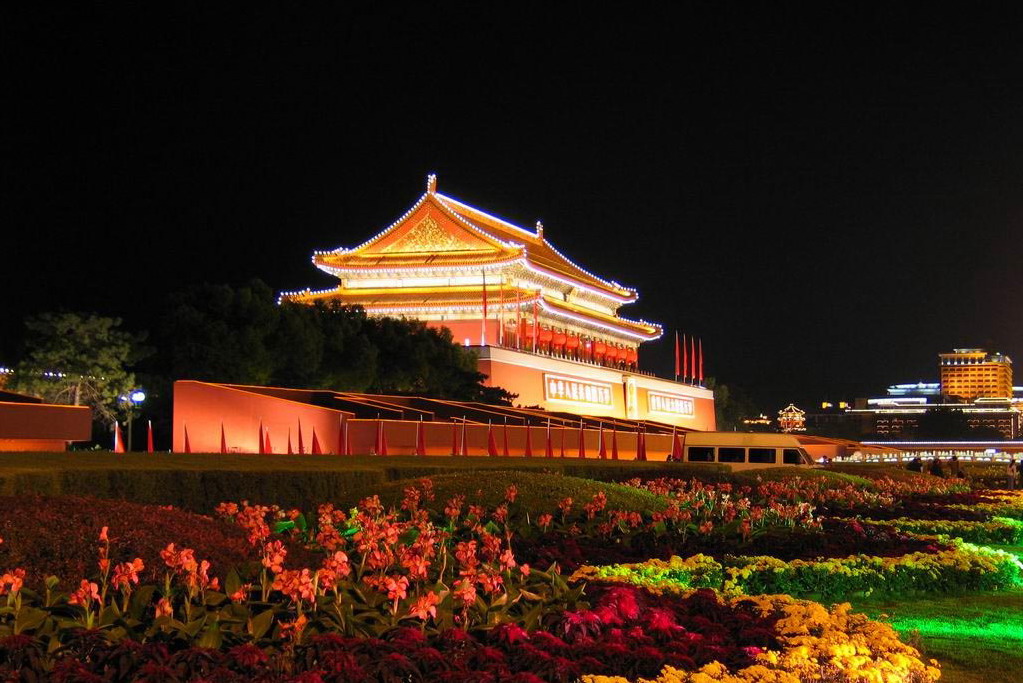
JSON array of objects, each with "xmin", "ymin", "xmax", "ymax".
[
  {"xmin": 742, "ymin": 413, "xmax": 772, "ymax": 429},
  {"xmin": 939, "ymin": 349, "xmax": 1013, "ymax": 401},
  {"xmin": 777, "ymin": 404, "xmax": 806, "ymax": 433}
]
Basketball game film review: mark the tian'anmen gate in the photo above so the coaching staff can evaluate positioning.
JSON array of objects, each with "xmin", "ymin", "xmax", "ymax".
[{"xmin": 280, "ymin": 175, "xmax": 715, "ymax": 430}]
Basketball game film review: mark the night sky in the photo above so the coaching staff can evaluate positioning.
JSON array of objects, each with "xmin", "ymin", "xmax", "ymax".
[{"xmin": 5, "ymin": 5, "xmax": 1023, "ymax": 410}]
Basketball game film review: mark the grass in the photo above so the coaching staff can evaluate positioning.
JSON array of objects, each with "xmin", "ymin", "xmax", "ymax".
[
  {"xmin": 850, "ymin": 591, "xmax": 1023, "ymax": 683},
  {"xmin": 339, "ymin": 469, "xmax": 670, "ymax": 513}
]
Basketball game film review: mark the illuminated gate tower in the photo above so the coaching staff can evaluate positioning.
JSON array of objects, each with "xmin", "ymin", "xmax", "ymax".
[{"xmin": 281, "ymin": 175, "xmax": 715, "ymax": 429}]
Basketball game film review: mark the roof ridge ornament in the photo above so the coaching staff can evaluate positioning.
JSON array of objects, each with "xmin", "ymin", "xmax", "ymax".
[
  {"xmin": 426, "ymin": 173, "xmax": 438, "ymax": 194},
  {"xmin": 535, "ymin": 220, "xmax": 543, "ymax": 240}
]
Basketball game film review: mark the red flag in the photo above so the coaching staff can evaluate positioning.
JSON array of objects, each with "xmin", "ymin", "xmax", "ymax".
[
  {"xmin": 698, "ymin": 338, "xmax": 704, "ymax": 385},
  {"xmin": 297, "ymin": 419, "xmax": 305, "ymax": 455},
  {"xmin": 636, "ymin": 428, "xmax": 647, "ymax": 461},
  {"xmin": 415, "ymin": 418, "xmax": 426, "ymax": 456},
  {"xmin": 578, "ymin": 419, "xmax": 586, "ymax": 459},
  {"xmin": 611, "ymin": 424, "xmax": 619, "ymax": 460},
  {"xmin": 671, "ymin": 425, "xmax": 683, "ymax": 461},
  {"xmin": 113, "ymin": 422, "xmax": 125, "ymax": 453},
  {"xmin": 682, "ymin": 334, "xmax": 689, "ymax": 382},
  {"xmin": 451, "ymin": 421, "xmax": 460, "ymax": 456},
  {"xmin": 265, "ymin": 427, "xmax": 273, "ymax": 454},
  {"xmin": 311, "ymin": 427, "xmax": 322, "ymax": 455},
  {"xmin": 380, "ymin": 422, "xmax": 389, "ymax": 456},
  {"xmin": 183, "ymin": 424, "xmax": 191, "ymax": 454},
  {"xmin": 545, "ymin": 419, "xmax": 553, "ymax": 458},
  {"xmin": 674, "ymin": 331, "xmax": 681, "ymax": 380},
  {"xmin": 598, "ymin": 423, "xmax": 607, "ymax": 460},
  {"xmin": 524, "ymin": 422, "xmax": 533, "ymax": 457},
  {"xmin": 287, "ymin": 428, "xmax": 293, "ymax": 455},
  {"xmin": 220, "ymin": 422, "xmax": 228, "ymax": 454},
  {"xmin": 487, "ymin": 422, "xmax": 499, "ymax": 456},
  {"xmin": 502, "ymin": 419, "xmax": 510, "ymax": 458},
  {"xmin": 147, "ymin": 420, "xmax": 154, "ymax": 454},
  {"xmin": 258, "ymin": 420, "xmax": 265, "ymax": 454}
]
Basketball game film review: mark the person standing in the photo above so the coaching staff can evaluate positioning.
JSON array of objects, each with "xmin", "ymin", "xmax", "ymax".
[
  {"xmin": 907, "ymin": 456, "xmax": 923, "ymax": 473},
  {"xmin": 928, "ymin": 457, "xmax": 944, "ymax": 478}
]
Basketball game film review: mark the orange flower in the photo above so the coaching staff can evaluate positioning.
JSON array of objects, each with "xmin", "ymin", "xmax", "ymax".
[
  {"xmin": 408, "ymin": 591, "xmax": 440, "ymax": 620},
  {"xmin": 69, "ymin": 580, "xmax": 100, "ymax": 607},
  {"xmin": 111, "ymin": 558, "xmax": 145, "ymax": 590},
  {"xmin": 155, "ymin": 597, "xmax": 173, "ymax": 618}
]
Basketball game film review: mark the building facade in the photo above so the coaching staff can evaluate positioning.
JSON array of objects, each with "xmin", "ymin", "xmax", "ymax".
[
  {"xmin": 281, "ymin": 175, "xmax": 715, "ymax": 429},
  {"xmin": 939, "ymin": 349, "xmax": 1013, "ymax": 401}
]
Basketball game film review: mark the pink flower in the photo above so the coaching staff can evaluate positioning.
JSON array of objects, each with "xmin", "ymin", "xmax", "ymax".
[
  {"xmin": 383, "ymin": 574, "xmax": 409, "ymax": 602},
  {"xmin": 453, "ymin": 578, "xmax": 477, "ymax": 607},
  {"xmin": 69, "ymin": 580, "xmax": 100, "ymax": 607},
  {"xmin": 558, "ymin": 497, "xmax": 573, "ymax": 516},
  {"xmin": 499, "ymin": 548, "xmax": 517, "ymax": 571},
  {"xmin": 0, "ymin": 569, "xmax": 26, "ymax": 596},
  {"xmin": 111, "ymin": 558, "xmax": 145, "ymax": 591},
  {"xmin": 505, "ymin": 485, "xmax": 518, "ymax": 503},
  {"xmin": 519, "ymin": 563, "xmax": 531, "ymax": 577},
  {"xmin": 261, "ymin": 540, "xmax": 287, "ymax": 573},
  {"xmin": 272, "ymin": 569, "xmax": 316, "ymax": 605},
  {"xmin": 155, "ymin": 597, "xmax": 173, "ymax": 618},
  {"xmin": 408, "ymin": 591, "xmax": 440, "ymax": 620},
  {"xmin": 699, "ymin": 521, "xmax": 714, "ymax": 534},
  {"xmin": 98, "ymin": 526, "xmax": 109, "ymax": 542},
  {"xmin": 537, "ymin": 513, "xmax": 553, "ymax": 530}
]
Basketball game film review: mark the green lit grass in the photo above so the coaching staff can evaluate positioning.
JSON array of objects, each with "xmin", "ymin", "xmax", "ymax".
[{"xmin": 851, "ymin": 591, "xmax": 1023, "ymax": 683}]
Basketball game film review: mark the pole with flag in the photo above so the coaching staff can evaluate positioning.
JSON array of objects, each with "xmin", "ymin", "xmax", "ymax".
[
  {"xmin": 147, "ymin": 420, "xmax": 154, "ymax": 454},
  {"xmin": 487, "ymin": 420, "xmax": 499, "ymax": 456},
  {"xmin": 415, "ymin": 416, "xmax": 426, "ymax": 456},
  {"xmin": 698, "ymin": 338, "xmax": 705, "ymax": 386},
  {"xmin": 113, "ymin": 422, "xmax": 125, "ymax": 453},
  {"xmin": 670, "ymin": 425, "xmax": 683, "ymax": 461},
  {"xmin": 674, "ymin": 331, "xmax": 681, "ymax": 381},
  {"xmin": 682, "ymin": 334, "xmax": 689, "ymax": 383}
]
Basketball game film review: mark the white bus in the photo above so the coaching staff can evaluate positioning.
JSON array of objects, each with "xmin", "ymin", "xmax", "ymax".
[{"xmin": 680, "ymin": 432, "xmax": 815, "ymax": 469}]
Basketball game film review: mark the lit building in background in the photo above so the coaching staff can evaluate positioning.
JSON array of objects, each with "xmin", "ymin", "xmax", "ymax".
[
  {"xmin": 842, "ymin": 349, "xmax": 1021, "ymax": 439},
  {"xmin": 777, "ymin": 404, "xmax": 806, "ymax": 433},
  {"xmin": 741, "ymin": 413, "xmax": 773, "ymax": 429},
  {"xmin": 939, "ymin": 349, "xmax": 1013, "ymax": 401},
  {"xmin": 281, "ymin": 175, "xmax": 715, "ymax": 428}
]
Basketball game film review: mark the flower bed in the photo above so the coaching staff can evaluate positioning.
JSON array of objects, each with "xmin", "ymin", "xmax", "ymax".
[
  {"xmin": 865, "ymin": 516, "xmax": 1023, "ymax": 546},
  {"xmin": 580, "ymin": 593, "xmax": 940, "ymax": 683},
  {"xmin": 574, "ymin": 539, "xmax": 1023, "ymax": 600}
]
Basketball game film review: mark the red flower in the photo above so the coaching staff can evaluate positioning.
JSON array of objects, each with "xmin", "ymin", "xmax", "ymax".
[{"xmin": 407, "ymin": 591, "xmax": 440, "ymax": 621}]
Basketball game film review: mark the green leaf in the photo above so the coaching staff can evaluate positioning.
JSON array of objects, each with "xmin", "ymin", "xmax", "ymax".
[
  {"xmin": 14, "ymin": 607, "xmax": 49, "ymax": 634},
  {"xmin": 225, "ymin": 569, "xmax": 242, "ymax": 598},
  {"xmin": 198, "ymin": 622, "xmax": 223, "ymax": 649},
  {"xmin": 248, "ymin": 608, "xmax": 274, "ymax": 640},
  {"xmin": 273, "ymin": 520, "xmax": 296, "ymax": 534}
]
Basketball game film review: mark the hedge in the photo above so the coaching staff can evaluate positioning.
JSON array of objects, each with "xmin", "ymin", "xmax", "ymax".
[{"xmin": 0, "ymin": 453, "xmax": 730, "ymax": 512}]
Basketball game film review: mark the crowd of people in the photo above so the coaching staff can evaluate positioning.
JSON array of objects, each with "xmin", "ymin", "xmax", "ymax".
[{"xmin": 905, "ymin": 453, "xmax": 1023, "ymax": 487}]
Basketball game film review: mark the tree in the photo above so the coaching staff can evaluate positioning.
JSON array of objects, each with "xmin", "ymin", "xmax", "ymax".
[
  {"xmin": 704, "ymin": 378, "xmax": 761, "ymax": 431},
  {"xmin": 151, "ymin": 281, "xmax": 515, "ymax": 405},
  {"xmin": 8, "ymin": 312, "xmax": 141, "ymax": 424}
]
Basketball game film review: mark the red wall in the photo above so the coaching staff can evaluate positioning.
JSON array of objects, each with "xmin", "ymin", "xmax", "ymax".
[{"xmin": 0, "ymin": 401, "xmax": 92, "ymax": 451}]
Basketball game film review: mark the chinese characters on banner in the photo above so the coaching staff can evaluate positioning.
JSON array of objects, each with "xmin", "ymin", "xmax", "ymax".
[
  {"xmin": 544, "ymin": 374, "xmax": 613, "ymax": 406},
  {"xmin": 648, "ymin": 392, "xmax": 695, "ymax": 416}
]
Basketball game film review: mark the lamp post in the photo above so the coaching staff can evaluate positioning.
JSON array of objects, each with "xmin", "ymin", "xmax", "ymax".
[{"xmin": 121, "ymin": 390, "xmax": 146, "ymax": 452}]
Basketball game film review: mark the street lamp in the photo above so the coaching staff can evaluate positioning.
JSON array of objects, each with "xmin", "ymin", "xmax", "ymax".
[{"xmin": 120, "ymin": 390, "xmax": 146, "ymax": 452}]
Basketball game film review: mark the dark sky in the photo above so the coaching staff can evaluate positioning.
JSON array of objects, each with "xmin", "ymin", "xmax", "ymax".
[{"xmin": 4, "ymin": 4, "xmax": 1023, "ymax": 410}]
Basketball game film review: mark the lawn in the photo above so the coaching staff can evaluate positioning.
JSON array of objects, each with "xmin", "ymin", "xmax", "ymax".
[{"xmin": 851, "ymin": 591, "xmax": 1023, "ymax": 683}]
